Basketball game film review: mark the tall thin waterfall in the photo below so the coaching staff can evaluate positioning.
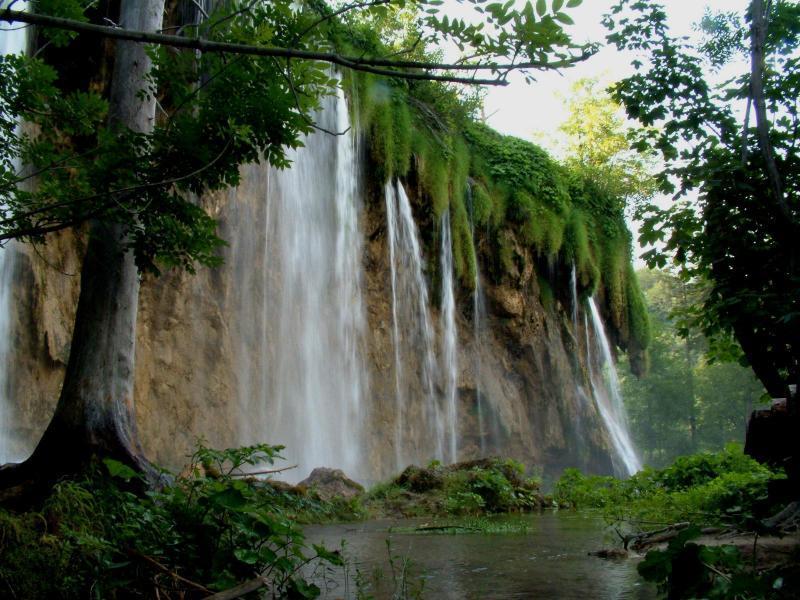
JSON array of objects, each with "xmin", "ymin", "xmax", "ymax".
[
  {"xmin": 586, "ymin": 297, "xmax": 641, "ymax": 476},
  {"xmin": 473, "ymin": 267, "xmax": 489, "ymax": 455},
  {"xmin": 240, "ymin": 86, "xmax": 368, "ymax": 481},
  {"xmin": 569, "ymin": 265, "xmax": 591, "ymax": 467},
  {"xmin": 468, "ymin": 183, "xmax": 489, "ymax": 456},
  {"xmin": 570, "ymin": 266, "xmax": 579, "ymax": 333},
  {"xmin": 0, "ymin": 2, "xmax": 28, "ymax": 464},
  {"xmin": 385, "ymin": 180, "xmax": 441, "ymax": 468},
  {"xmin": 440, "ymin": 209, "xmax": 458, "ymax": 463}
]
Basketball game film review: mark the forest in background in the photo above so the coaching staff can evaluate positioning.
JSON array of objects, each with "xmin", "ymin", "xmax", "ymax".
[{"xmin": 620, "ymin": 268, "xmax": 766, "ymax": 468}]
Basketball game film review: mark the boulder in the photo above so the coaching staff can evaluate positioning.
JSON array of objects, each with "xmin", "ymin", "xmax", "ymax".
[
  {"xmin": 395, "ymin": 465, "xmax": 444, "ymax": 493},
  {"xmin": 298, "ymin": 467, "xmax": 364, "ymax": 501}
]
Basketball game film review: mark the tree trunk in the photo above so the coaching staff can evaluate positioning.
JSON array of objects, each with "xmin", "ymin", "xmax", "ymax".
[
  {"xmin": 0, "ymin": 0, "xmax": 165, "ymax": 499},
  {"xmin": 749, "ymin": 0, "xmax": 786, "ymax": 217}
]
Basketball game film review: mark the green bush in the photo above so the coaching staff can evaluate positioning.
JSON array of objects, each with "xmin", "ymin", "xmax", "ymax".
[
  {"xmin": 554, "ymin": 445, "xmax": 783, "ymax": 528},
  {"xmin": 369, "ymin": 458, "xmax": 542, "ymax": 518},
  {"xmin": 0, "ymin": 444, "xmax": 346, "ymax": 599}
]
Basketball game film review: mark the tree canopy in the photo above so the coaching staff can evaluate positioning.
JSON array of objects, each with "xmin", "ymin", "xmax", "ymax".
[
  {"xmin": 604, "ymin": 0, "xmax": 800, "ymax": 397},
  {"xmin": 0, "ymin": 0, "xmax": 594, "ymax": 273}
]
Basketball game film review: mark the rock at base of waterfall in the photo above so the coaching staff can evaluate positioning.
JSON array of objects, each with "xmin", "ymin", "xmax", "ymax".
[
  {"xmin": 745, "ymin": 400, "xmax": 800, "ymax": 500},
  {"xmin": 299, "ymin": 467, "xmax": 364, "ymax": 501},
  {"xmin": 395, "ymin": 465, "xmax": 445, "ymax": 493}
]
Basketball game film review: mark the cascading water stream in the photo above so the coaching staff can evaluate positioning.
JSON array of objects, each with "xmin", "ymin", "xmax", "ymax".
[
  {"xmin": 569, "ymin": 265, "xmax": 589, "ymax": 464},
  {"xmin": 440, "ymin": 209, "xmax": 458, "ymax": 463},
  {"xmin": 473, "ymin": 269, "xmax": 489, "ymax": 455},
  {"xmin": 586, "ymin": 297, "xmax": 641, "ymax": 476},
  {"xmin": 385, "ymin": 182, "xmax": 405, "ymax": 470},
  {"xmin": 385, "ymin": 180, "xmax": 441, "ymax": 468},
  {"xmin": 0, "ymin": 1, "xmax": 28, "ymax": 464},
  {"xmin": 238, "ymin": 85, "xmax": 368, "ymax": 481},
  {"xmin": 467, "ymin": 184, "xmax": 490, "ymax": 455},
  {"xmin": 570, "ymin": 265, "xmax": 579, "ymax": 333}
]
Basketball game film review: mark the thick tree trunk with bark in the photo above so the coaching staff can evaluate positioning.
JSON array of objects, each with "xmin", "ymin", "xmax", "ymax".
[{"xmin": 0, "ymin": 0, "xmax": 165, "ymax": 500}]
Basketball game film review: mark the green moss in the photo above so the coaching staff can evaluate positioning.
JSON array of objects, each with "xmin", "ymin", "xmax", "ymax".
[
  {"xmin": 352, "ymin": 66, "xmax": 644, "ymax": 361},
  {"xmin": 448, "ymin": 136, "xmax": 470, "ymax": 210},
  {"xmin": 489, "ymin": 183, "xmax": 509, "ymax": 227},
  {"xmin": 625, "ymin": 262, "xmax": 651, "ymax": 351},
  {"xmin": 496, "ymin": 230, "xmax": 516, "ymax": 276},
  {"xmin": 392, "ymin": 99, "xmax": 413, "ymax": 177},
  {"xmin": 451, "ymin": 198, "xmax": 476, "ymax": 283},
  {"xmin": 367, "ymin": 95, "xmax": 395, "ymax": 181},
  {"xmin": 415, "ymin": 134, "xmax": 450, "ymax": 217},
  {"xmin": 563, "ymin": 208, "xmax": 590, "ymax": 272},
  {"xmin": 538, "ymin": 274, "xmax": 555, "ymax": 311},
  {"xmin": 471, "ymin": 181, "xmax": 493, "ymax": 226}
]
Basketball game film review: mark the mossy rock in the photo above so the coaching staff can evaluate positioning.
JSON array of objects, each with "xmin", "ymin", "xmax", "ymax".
[{"xmin": 395, "ymin": 465, "xmax": 444, "ymax": 493}]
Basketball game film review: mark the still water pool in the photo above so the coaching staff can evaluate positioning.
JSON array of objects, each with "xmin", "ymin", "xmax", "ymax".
[{"xmin": 304, "ymin": 512, "xmax": 657, "ymax": 599}]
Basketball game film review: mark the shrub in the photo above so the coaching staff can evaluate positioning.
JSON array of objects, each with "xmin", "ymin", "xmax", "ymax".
[
  {"xmin": 0, "ymin": 444, "xmax": 344, "ymax": 599},
  {"xmin": 554, "ymin": 445, "xmax": 784, "ymax": 528}
]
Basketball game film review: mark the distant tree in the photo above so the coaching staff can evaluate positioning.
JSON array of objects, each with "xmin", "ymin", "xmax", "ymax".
[
  {"xmin": 604, "ymin": 0, "xmax": 800, "ymax": 399},
  {"xmin": 620, "ymin": 269, "xmax": 766, "ymax": 467},
  {"xmin": 558, "ymin": 77, "xmax": 656, "ymax": 206}
]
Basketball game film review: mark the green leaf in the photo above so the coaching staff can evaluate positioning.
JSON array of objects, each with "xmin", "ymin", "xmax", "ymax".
[
  {"xmin": 210, "ymin": 487, "xmax": 248, "ymax": 510},
  {"xmin": 536, "ymin": 0, "xmax": 546, "ymax": 17},
  {"xmin": 553, "ymin": 12, "xmax": 574, "ymax": 24},
  {"xmin": 553, "ymin": 0, "xmax": 564, "ymax": 11},
  {"xmin": 233, "ymin": 548, "xmax": 259, "ymax": 565},
  {"xmin": 566, "ymin": 0, "xmax": 582, "ymax": 7},
  {"xmin": 313, "ymin": 544, "xmax": 344, "ymax": 566},
  {"xmin": 103, "ymin": 458, "xmax": 139, "ymax": 482}
]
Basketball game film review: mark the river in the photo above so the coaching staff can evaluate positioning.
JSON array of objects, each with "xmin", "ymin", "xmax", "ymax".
[{"xmin": 304, "ymin": 512, "xmax": 657, "ymax": 599}]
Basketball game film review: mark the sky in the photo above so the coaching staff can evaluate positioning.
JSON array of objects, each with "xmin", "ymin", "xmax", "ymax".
[
  {"xmin": 482, "ymin": 0, "xmax": 750, "ymax": 150},
  {"xmin": 455, "ymin": 0, "xmax": 751, "ymax": 265}
]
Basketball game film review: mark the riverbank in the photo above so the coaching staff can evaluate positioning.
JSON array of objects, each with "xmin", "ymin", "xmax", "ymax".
[{"xmin": 1, "ymin": 444, "xmax": 798, "ymax": 598}]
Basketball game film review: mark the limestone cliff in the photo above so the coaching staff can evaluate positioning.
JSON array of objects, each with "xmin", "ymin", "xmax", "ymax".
[{"xmin": 4, "ymin": 156, "xmax": 622, "ymax": 482}]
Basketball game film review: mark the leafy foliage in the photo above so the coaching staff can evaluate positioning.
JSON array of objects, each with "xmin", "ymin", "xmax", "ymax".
[
  {"xmin": 603, "ymin": 0, "xmax": 800, "ymax": 396},
  {"xmin": 0, "ymin": 0, "xmax": 593, "ymax": 271},
  {"xmin": 0, "ymin": 444, "xmax": 346, "ymax": 598},
  {"xmin": 619, "ymin": 268, "xmax": 766, "ymax": 467},
  {"xmin": 554, "ymin": 444, "xmax": 783, "ymax": 528},
  {"xmin": 637, "ymin": 526, "xmax": 789, "ymax": 599},
  {"xmin": 364, "ymin": 458, "xmax": 544, "ymax": 518}
]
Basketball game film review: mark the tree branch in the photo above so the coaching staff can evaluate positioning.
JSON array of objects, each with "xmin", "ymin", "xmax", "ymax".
[
  {"xmin": 231, "ymin": 464, "xmax": 298, "ymax": 477},
  {"xmin": 749, "ymin": 0, "xmax": 787, "ymax": 216},
  {"xmin": 1, "ymin": 9, "xmax": 592, "ymax": 85},
  {"xmin": 128, "ymin": 549, "xmax": 212, "ymax": 595},
  {"xmin": 0, "ymin": 138, "xmax": 233, "ymax": 239},
  {"xmin": 297, "ymin": 0, "xmax": 391, "ymax": 41}
]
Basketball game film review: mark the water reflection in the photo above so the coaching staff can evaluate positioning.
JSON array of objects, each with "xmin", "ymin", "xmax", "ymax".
[{"xmin": 305, "ymin": 512, "xmax": 656, "ymax": 599}]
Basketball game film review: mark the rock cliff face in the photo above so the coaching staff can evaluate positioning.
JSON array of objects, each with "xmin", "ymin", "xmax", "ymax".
[{"xmin": 4, "ymin": 157, "xmax": 621, "ymax": 482}]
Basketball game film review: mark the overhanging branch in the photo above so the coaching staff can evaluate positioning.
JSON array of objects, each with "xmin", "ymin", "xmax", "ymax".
[{"xmin": 1, "ymin": 9, "xmax": 593, "ymax": 86}]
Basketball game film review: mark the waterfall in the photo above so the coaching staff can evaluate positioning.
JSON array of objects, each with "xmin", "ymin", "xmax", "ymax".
[
  {"xmin": 385, "ymin": 180, "xmax": 441, "ymax": 468},
  {"xmin": 569, "ymin": 265, "xmax": 588, "ymax": 465},
  {"xmin": 440, "ymin": 209, "xmax": 458, "ymax": 463},
  {"xmin": 473, "ymin": 268, "xmax": 489, "ymax": 456},
  {"xmin": 239, "ymin": 85, "xmax": 368, "ymax": 481},
  {"xmin": 0, "ymin": 2, "xmax": 28, "ymax": 464},
  {"xmin": 467, "ymin": 182, "xmax": 489, "ymax": 456},
  {"xmin": 385, "ymin": 182, "xmax": 405, "ymax": 469},
  {"xmin": 570, "ymin": 265, "xmax": 579, "ymax": 333},
  {"xmin": 586, "ymin": 297, "xmax": 641, "ymax": 476}
]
